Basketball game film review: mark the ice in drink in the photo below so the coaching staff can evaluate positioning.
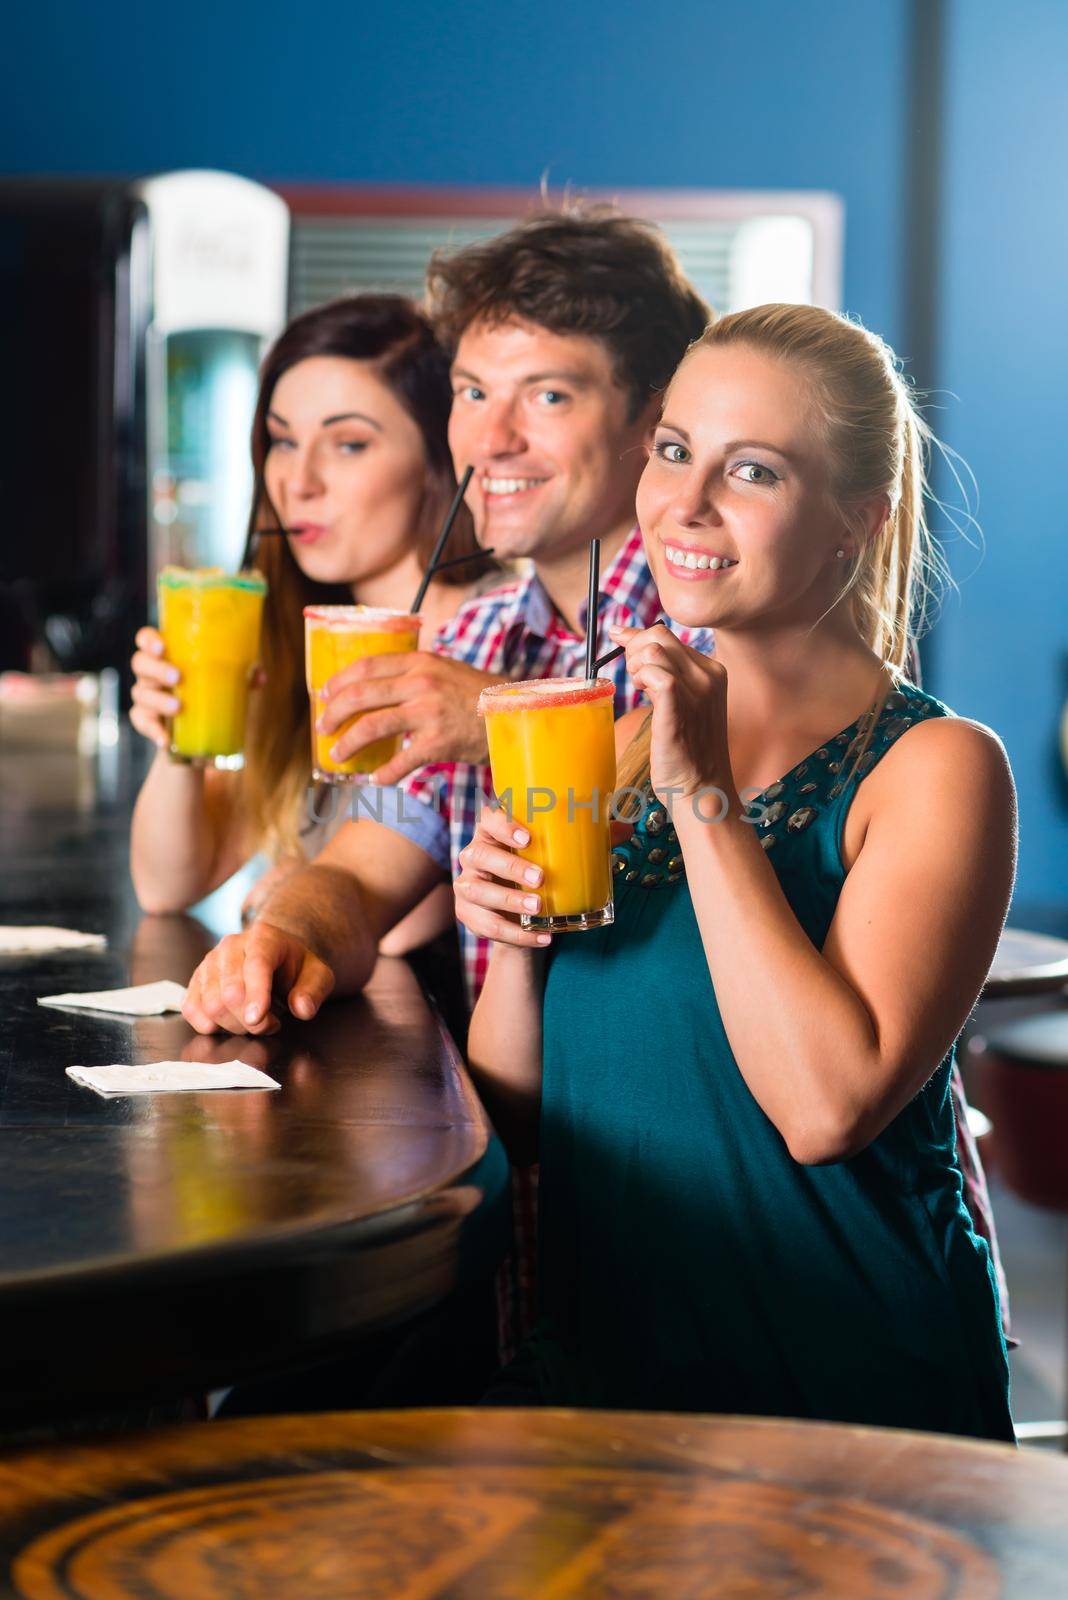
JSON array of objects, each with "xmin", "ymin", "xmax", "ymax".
[
  {"xmin": 480, "ymin": 677, "xmax": 616, "ymax": 932},
  {"xmin": 304, "ymin": 606, "xmax": 421, "ymax": 784},
  {"xmin": 157, "ymin": 566, "xmax": 267, "ymax": 769}
]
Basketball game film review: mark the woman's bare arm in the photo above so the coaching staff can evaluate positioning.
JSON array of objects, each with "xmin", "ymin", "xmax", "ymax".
[
  {"xmin": 466, "ymin": 944, "xmax": 547, "ymax": 1164},
  {"xmin": 130, "ymin": 754, "xmax": 254, "ymax": 913},
  {"xmin": 128, "ymin": 623, "xmax": 257, "ymax": 912},
  {"xmin": 678, "ymin": 717, "xmax": 1016, "ymax": 1163}
]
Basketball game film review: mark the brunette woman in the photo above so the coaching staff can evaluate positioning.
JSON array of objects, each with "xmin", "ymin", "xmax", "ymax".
[{"xmin": 129, "ymin": 294, "xmax": 495, "ymax": 915}]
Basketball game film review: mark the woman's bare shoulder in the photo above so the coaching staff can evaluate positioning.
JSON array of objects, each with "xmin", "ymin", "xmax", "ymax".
[
  {"xmin": 861, "ymin": 713, "xmax": 1016, "ymax": 831},
  {"xmin": 880, "ymin": 713, "xmax": 1011, "ymax": 783},
  {"xmin": 842, "ymin": 713, "xmax": 1015, "ymax": 872}
]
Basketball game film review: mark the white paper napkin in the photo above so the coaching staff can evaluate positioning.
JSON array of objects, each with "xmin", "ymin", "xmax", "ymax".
[
  {"xmin": 39, "ymin": 979, "xmax": 188, "ymax": 1016},
  {"xmin": 0, "ymin": 925, "xmax": 107, "ymax": 955},
  {"xmin": 66, "ymin": 1061, "xmax": 281, "ymax": 1097}
]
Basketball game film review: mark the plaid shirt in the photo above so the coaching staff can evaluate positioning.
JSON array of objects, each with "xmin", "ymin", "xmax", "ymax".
[{"xmin": 396, "ymin": 526, "xmax": 713, "ymax": 1003}]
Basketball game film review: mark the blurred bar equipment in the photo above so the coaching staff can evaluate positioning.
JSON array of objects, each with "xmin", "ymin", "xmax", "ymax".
[{"xmin": 0, "ymin": 170, "xmax": 289, "ymax": 675}]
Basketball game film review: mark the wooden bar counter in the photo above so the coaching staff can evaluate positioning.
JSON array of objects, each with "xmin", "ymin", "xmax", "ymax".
[
  {"xmin": 1, "ymin": 1408, "xmax": 1067, "ymax": 1596},
  {"xmin": 0, "ymin": 736, "xmax": 509, "ymax": 1429}
]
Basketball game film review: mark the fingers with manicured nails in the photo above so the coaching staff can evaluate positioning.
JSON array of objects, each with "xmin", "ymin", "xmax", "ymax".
[
  {"xmin": 135, "ymin": 625, "xmax": 166, "ymax": 657},
  {"xmin": 131, "ymin": 679, "xmax": 181, "ymax": 713},
  {"xmin": 479, "ymin": 804, "xmax": 532, "ymax": 848},
  {"xmin": 453, "ymin": 891, "xmax": 551, "ymax": 949},
  {"xmin": 460, "ymin": 832, "xmax": 542, "ymax": 888},
  {"xmin": 131, "ymin": 652, "xmax": 180, "ymax": 688},
  {"xmin": 130, "ymin": 626, "xmax": 182, "ymax": 747},
  {"xmin": 455, "ymin": 874, "xmax": 542, "ymax": 919},
  {"xmin": 453, "ymin": 805, "xmax": 549, "ymax": 949}
]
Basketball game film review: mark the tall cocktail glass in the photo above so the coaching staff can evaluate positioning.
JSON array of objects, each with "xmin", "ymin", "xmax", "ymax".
[
  {"xmin": 157, "ymin": 566, "xmax": 268, "ymax": 769},
  {"xmin": 304, "ymin": 605, "xmax": 422, "ymax": 784},
  {"xmin": 480, "ymin": 677, "xmax": 617, "ymax": 932}
]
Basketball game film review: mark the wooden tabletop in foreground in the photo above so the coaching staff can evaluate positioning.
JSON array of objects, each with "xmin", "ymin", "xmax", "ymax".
[{"xmin": 0, "ymin": 1408, "xmax": 1064, "ymax": 1598}]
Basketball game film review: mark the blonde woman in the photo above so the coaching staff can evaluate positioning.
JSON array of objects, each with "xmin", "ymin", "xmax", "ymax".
[
  {"xmin": 456, "ymin": 305, "xmax": 1015, "ymax": 1440},
  {"xmin": 129, "ymin": 295, "xmax": 495, "ymax": 920}
]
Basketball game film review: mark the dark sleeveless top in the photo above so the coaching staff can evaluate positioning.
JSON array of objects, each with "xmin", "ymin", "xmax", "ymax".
[{"xmin": 520, "ymin": 681, "xmax": 1013, "ymax": 1442}]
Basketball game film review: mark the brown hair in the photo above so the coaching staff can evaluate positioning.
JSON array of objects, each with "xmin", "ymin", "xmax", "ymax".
[
  {"xmin": 426, "ymin": 207, "xmax": 712, "ymax": 420},
  {"xmin": 617, "ymin": 302, "xmax": 942, "ymax": 802},
  {"xmin": 242, "ymin": 294, "xmax": 495, "ymax": 855}
]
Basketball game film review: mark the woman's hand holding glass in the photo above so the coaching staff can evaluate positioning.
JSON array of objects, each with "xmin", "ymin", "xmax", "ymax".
[
  {"xmin": 454, "ymin": 805, "xmax": 552, "ymax": 950},
  {"xmin": 129, "ymin": 624, "xmax": 267, "ymax": 752},
  {"xmin": 129, "ymin": 626, "xmax": 181, "ymax": 749}
]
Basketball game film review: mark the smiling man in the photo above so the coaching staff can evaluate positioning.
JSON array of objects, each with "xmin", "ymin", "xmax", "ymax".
[
  {"xmin": 182, "ymin": 207, "xmax": 712, "ymax": 1035},
  {"xmin": 315, "ymin": 213, "xmax": 711, "ymax": 786}
]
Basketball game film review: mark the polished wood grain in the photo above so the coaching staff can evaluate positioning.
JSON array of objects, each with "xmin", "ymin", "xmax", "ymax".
[
  {"xmin": 0, "ymin": 740, "xmax": 508, "ymax": 1427},
  {"xmin": 0, "ymin": 1409, "xmax": 1065, "ymax": 1597}
]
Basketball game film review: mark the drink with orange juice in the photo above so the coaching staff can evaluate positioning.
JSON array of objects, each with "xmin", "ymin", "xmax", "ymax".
[
  {"xmin": 304, "ymin": 605, "xmax": 422, "ymax": 783},
  {"xmin": 480, "ymin": 677, "xmax": 617, "ymax": 932},
  {"xmin": 157, "ymin": 566, "xmax": 267, "ymax": 768}
]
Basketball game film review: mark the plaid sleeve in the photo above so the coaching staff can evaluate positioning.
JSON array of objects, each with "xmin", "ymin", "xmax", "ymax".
[
  {"xmin": 401, "ymin": 759, "xmax": 454, "ymax": 822},
  {"xmin": 353, "ymin": 784, "xmax": 451, "ymax": 875}
]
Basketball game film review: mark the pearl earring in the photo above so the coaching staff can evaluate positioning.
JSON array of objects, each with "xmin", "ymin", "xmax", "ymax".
[{"xmin": 835, "ymin": 548, "xmax": 848, "ymax": 559}]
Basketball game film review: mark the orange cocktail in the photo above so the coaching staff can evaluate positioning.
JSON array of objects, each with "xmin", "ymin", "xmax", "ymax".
[
  {"xmin": 304, "ymin": 605, "xmax": 421, "ymax": 784},
  {"xmin": 157, "ymin": 566, "xmax": 267, "ymax": 769},
  {"xmin": 480, "ymin": 677, "xmax": 617, "ymax": 932}
]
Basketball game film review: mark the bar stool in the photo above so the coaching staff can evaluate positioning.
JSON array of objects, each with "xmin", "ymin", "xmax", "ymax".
[{"xmin": 969, "ymin": 1010, "xmax": 1068, "ymax": 1446}]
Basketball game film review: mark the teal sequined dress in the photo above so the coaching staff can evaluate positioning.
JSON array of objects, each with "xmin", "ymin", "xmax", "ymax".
[{"xmin": 522, "ymin": 681, "xmax": 1013, "ymax": 1441}]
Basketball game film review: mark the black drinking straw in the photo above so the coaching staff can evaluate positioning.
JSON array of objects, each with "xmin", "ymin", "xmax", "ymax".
[
  {"xmin": 583, "ymin": 538, "xmax": 601, "ymax": 681},
  {"xmin": 595, "ymin": 624, "xmax": 679, "ymax": 675},
  {"xmin": 431, "ymin": 546, "xmax": 496, "ymax": 573},
  {"xmin": 593, "ymin": 643, "xmax": 625, "ymax": 673},
  {"xmin": 412, "ymin": 464, "xmax": 475, "ymax": 613}
]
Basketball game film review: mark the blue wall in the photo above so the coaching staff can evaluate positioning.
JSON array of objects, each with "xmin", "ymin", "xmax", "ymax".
[
  {"xmin": 3, "ymin": 0, "xmax": 909, "ymax": 345},
  {"xmin": 5, "ymin": 0, "xmax": 1064, "ymax": 904},
  {"xmin": 932, "ymin": 0, "xmax": 1068, "ymax": 912}
]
